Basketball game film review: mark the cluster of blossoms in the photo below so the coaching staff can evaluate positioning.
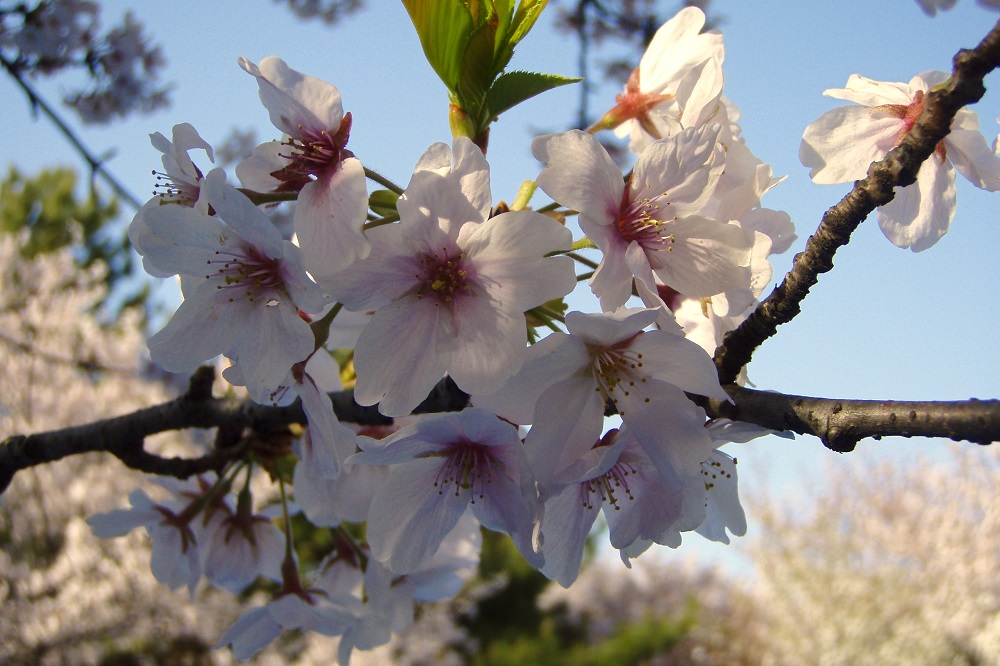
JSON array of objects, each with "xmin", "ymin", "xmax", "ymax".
[
  {"xmin": 89, "ymin": 8, "xmax": 795, "ymax": 661},
  {"xmin": 84, "ymin": 3, "xmax": 1000, "ymax": 661}
]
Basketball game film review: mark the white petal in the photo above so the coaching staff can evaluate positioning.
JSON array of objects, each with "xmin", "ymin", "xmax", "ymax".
[
  {"xmin": 800, "ymin": 106, "xmax": 903, "ymax": 184},
  {"xmin": 532, "ymin": 130, "xmax": 623, "ymax": 222},
  {"xmin": 877, "ymin": 157, "xmax": 956, "ymax": 252}
]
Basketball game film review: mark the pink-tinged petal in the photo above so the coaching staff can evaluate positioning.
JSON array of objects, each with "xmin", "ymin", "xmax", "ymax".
[
  {"xmin": 524, "ymin": 376, "xmax": 607, "ymax": 487},
  {"xmin": 352, "ymin": 295, "xmax": 450, "ymax": 416},
  {"xmin": 695, "ymin": 450, "xmax": 746, "ymax": 544},
  {"xmin": 149, "ymin": 523, "xmax": 201, "ymax": 594},
  {"xmin": 648, "ymin": 215, "xmax": 751, "ymax": 298},
  {"xmin": 328, "ymin": 221, "xmax": 437, "ymax": 309},
  {"xmin": 240, "ymin": 56, "xmax": 344, "ymax": 136},
  {"xmin": 398, "ymin": 170, "xmax": 485, "ymax": 240},
  {"xmin": 411, "ymin": 141, "xmax": 453, "ymax": 174},
  {"xmin": 532, "ymin": 130, "xmax": 623, "ymax": 222},
  {"xmin": 800, "ymin": 106, "xmax": 903, "ymax": 184},
  {"xmin": 565, "ymin": 307, "xmax": 657, "ymax": 345},
  {"xmin": 449, "ymin": 136, "xmax": 492, "ymax": 221},
  {"xmin": 469, "ymin": 464, "xmax": 543, "ymax": 569},
  {"xmin": 945, "ymin": 127, "xmax": 1000, "ymax": 191},
  {"xmin": 587, "ymin": 233, "xmax": 637, "ymax": 312},
  {"xmin": 632, "ymin": 124, "xmax": 724, "ymax": 218},
  {"xmin": 235, "ymin": 140, "xmax": 286, "ymax": 192},
  {"xmin": 460, "ymin": 210, "xmax": 575, "ymax": 308},
  {"xmin": 298, "ymin": 375, "xmax": 355, "ymax": 478},
  {"xmin": 741, "ymin": 207, "xmax": 797, "ymax": 255},
  {"xmin": 295, "ymin": 156, "xmax": 370, "ymax": 283},
  {"xmin": 822, "ymin": 74, "xmax": 913, "ymax": 107},
  {"xmin": 878, "ymin": 157, "xmax": 956, "ymax": 252},
  {"xmin": 148, "ymin": 290, "xmax": 246, "ymax": 372},
  {"xmin": 136, "ymin": 204, "xmax": 228, "ymax": 277},
  {"xmin": 229, "ymin": 300, "xmax": 315, "ymax": 393},
  {"xmin": 366, "ymin": 458, "xmax": 470, "ymax": 573},
  {"xmin": 471, "ymin": 332, "xmax": 589, "ymax": 424},
  {"xmin": 629, "ymin": 331, "xmax": 727, "ymax": 400},
  {"xmin": 86, "ymin": 489, "xmax": 158, "ymax": 537},
  {"xmin": 676, "ymin": 59, "xmax": 725, "ymax": 129},
  {"xmin": 639, "ymin": 7, "xmax": 722, "ymax": 93},
  {"xmin": 539, "ymin": 485, "xmax": 601, "ymax": 587},
  {"xmin": 204, "ymin": 169, "xmax": 285, "ymax": 257},
  {"xmin": 217, "ymin": 607, "xmax": 282, "ymax": 660},
  {"xmin": 447, "ymin": 299, "xmax": 526, "ymax": 395}
]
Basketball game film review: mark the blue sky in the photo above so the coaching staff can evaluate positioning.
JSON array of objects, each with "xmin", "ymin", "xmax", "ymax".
[{"xmin": 2, "ymin": 0, "xmax": 998, "ymax": 575}]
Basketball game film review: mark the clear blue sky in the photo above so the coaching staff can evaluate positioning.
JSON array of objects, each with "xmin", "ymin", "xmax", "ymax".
[{"xmin": 2, "ymin": 0, "xmax": 998, "ymax": 575}]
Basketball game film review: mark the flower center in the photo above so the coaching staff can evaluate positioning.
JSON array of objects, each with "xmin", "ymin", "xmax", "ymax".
[
  {"xmin": 582, "ymin": 459, "xmax": 639, "ymax": 511},
  {"xmin": 416, "ymin": 249, "xmax": 472, "ymax": 305},
  {"xmin": 206, "ymin": 243, "xmax": 284, "ymax": 304},
  {"xmin": 271, "ymin": 112, "xmax": 353, "ymax": 183},
  {"xmin": 871, "ymin": 90, "xmax": 947, "ymax": 161},
  {"xmin": 589, "ymin": 341, "xmax": 651, "ymax": 416},
  {"xmin": 434, "ymin": 442, "xmax": 495, "ymax": 504},
  {"xmin": 615, "ymin": 179, "xmax": 677, "ymax": 253}
]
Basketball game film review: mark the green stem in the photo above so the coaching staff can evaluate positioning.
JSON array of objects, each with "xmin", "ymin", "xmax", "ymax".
[{"xmin": 364, "ymin": 167, "xmax": 404, "ymax": 195}]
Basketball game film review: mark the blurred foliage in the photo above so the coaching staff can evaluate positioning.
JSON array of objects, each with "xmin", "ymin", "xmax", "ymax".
[{"xmin": 0, "ymin": 166, "xmax": 146, "ymax": 312}]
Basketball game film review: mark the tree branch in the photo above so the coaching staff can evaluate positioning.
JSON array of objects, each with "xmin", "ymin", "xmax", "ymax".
[
  {"xmin": 3, "ymin": 363, "xmax": 996, "ymax": 494},
  {"xmin": 696, "ymin": 387, "xmax": 1000, "ymax": 453},
  {"xmin": 713, "ymin": 19, "xmax": 1000, "ymax": 385},
  {"xmin": 0, "ymin": 367, "xmax": 467, "ymax": 495}
]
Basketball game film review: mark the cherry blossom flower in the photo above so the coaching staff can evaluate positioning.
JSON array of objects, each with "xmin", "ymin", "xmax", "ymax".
[
  {"xmin": 129, "ymin": 122, "xmax": 214, "ymax": 278},
  {"xmin": 87, "ymin": 476, "xmax": 227, "ymax": 596},
  {"xmin": 348, "ymin": 408, "xmax": 542, "ymax": 574},
  {"xmin": 133, "ymin": 168, "xmax": 328, "ymax": 395},
  {"xmin": 331, "ymin": 137, "xmax": 575, "ymax": 417},
  {"xmin": 475, "ymin": 307, "xmax": 725, "ymax": 491},
  {"xmin": 800, "ymin": 71, "xmax": 1000, "ymax": 251},
  {"xmin": 199, "ymin": 487, "xmax": 285, "ymax": 593},
  {"xmin": 238, "ymin": 55, "xmax": 369, "ymax": 281},
  {"xmin": 588, "ymin": 7, "xmax": 725, "ymax": 153},
  {"xmin": 217, "ymin": 558, "xmax": 358, "ymax": 659},
  {"xmin": 532, "ymin": 126, "xmax": 750, "ymax": 312},
  {"xmin": 538, "ymin": 426, "xmax": 711, "ymax": 587}
]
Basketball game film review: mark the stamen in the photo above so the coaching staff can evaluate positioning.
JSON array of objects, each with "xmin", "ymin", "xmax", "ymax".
[{"xmin": 433, "ymin": 443, "xmax": 495, "ymax": 504}]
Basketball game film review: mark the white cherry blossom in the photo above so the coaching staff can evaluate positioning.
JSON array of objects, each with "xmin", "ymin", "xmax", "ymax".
[
  {"xmin": 133, "ymin": 168, "xmax": 328, "ymax": 395},
  {"xmin": 238, "ymin": 55, "xmax": 369, "ymax": 282},
  {"xmin": 532, "ymin": 126, "xmax": 750, "ymax": 312},
  {"xmin": 800, "ymin": 71, "xmax": 1000, "ymax": 251},
  {"xmin": 348, "ymin": 408, "xmax": 542, "ymax": 574},
  {"xmin": 331, "ymin": 137, "xmax": 575, "ymax": 417}
]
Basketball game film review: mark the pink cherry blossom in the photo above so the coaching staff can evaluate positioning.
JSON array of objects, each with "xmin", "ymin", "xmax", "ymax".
[
  {"xmin": 532, "ymin": 126, "xmax": 750, "ymax": 312},
  {"xmin": 238, "ymin": 55, "xmax": 369, "ymax": 281},
  {"xmin": 331, "ymin": 137, "xmax": 575, "ymax": 417},
  {"xmin": 348, "ymin": 408, "xmax": 542, "ymax": 574},
  {"xmin": 800, "ymin": 71, "xmax": 1000, "ymax": 251},
  {"xmin": 589, "ymin": 7, "xmax": 726, "ymax": 153},
  {"xmin": 134, "ymin": 168, "xmax": 328, "ymax": 395},
  {"xmin": 538, "ymin": 426, "xmax": 710, "ymax": 587},
  {"xmin": 475, "ymin": 307, "xmax": 726, "ymax": 491}
]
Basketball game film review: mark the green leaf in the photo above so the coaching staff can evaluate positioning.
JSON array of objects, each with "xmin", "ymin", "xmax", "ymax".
[
  {"xmin": 508, "ymin": 0, "xmax": 548, "ymax": 50},
  {"xmin": 400, "ymin": 0, "xmax": 474, "ymax": 90},
  {"xmin": 485, "ymin": 70, "xmax": 580, "ymax": 120},
  {"xmin": 368, "ymin": 189, "xmax": 399, "ymax": 217}
]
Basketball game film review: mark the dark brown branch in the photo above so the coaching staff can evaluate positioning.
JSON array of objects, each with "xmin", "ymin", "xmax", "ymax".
[
  {"xmin": 0, "ymin": 368, "xmax": 466, "ymax": 495},
  {"xmin": 713, "ymin": 19, "xmax": 1000, "ymax": 385},
  {"xmin": 696, "ymin": 387, "xmax": 1000, "ymax": 453}
]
